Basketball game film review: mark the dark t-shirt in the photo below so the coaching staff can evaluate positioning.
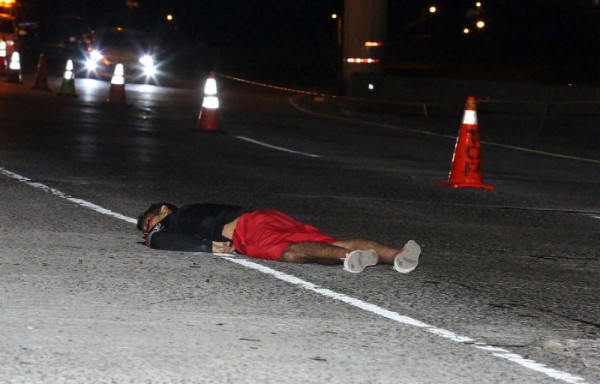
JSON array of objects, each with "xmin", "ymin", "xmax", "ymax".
[{"xmin": 145, "ymin": 203, "xmax": 252, "ymax": 252}]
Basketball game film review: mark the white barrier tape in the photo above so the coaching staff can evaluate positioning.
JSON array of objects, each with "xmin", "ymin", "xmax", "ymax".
[{"xmin": 220, "ymin": 73, "xmax": 600, "ymax": 107}]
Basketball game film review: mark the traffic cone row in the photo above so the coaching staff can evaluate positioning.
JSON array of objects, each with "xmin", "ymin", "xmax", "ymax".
[
  {"xmin": 0, "ymin": 51, "xmax": 221, "ymax": 123},
  {"xmin": 6, "ymin": 53, "xmax": 133, "ymax": 102},
  {"xmin": 438, "ymin": 96, "xmax": 494, "ymax": 190},
  {"xmin": 5, "ymin": 56, "xmax": 496, "ymax": 190},
  {"xmin": 0, "ymin": 53, "xmax": 220, "ymax": 130},
  {"xmin": 6, "ymin": 55, "xmax": 223, "ymax": 134}
]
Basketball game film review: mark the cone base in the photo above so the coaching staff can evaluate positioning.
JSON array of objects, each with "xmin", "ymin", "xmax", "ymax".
[
  {"xmin": 59, "ymin": 80, "xmax": 77, "ymax": 97},
  {"xmin": 58, "ymin": 91, "xmax": 78, "ymax": 97},
  {"xmin": 437, "ymin": 181, "xmax": 495, "ymax": 190},
  {"xmin": 6, "ymin": 71, "xmax": 22, "ymax": 84},
  {"xmin": 108, "ymin": 84, "xmax": 126, "ymax": 104},
  {"xmin": 198, "ymin": 109, "xmax": 219, "ymax": 131}
]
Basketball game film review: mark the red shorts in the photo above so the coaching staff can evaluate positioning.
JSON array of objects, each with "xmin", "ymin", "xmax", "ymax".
[{"xmin": 232, "ymin": 210, "xmax": 337, "ymax": 261}]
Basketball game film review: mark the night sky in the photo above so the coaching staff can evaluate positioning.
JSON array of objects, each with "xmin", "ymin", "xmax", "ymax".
[
  {"xmin": 15, "ymin": 0, "xmax": 600, "ymax": 83},
  {"xmin": 17, "ymin": 1, "xmax": 599, "ymax": 46}
]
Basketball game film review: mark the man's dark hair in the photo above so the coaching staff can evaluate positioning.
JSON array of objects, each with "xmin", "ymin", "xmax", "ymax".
[{"xmin": 136, "ymin": 202, "xmax": 178, "ymax": 231}]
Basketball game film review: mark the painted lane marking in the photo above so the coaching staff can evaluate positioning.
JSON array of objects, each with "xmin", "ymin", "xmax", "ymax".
[
  {"xmin": 217, "ymin": 255, "xmax": 587, "ymax": 384},
  {"xmin": 289, "ymin": 97, "xmax": 600, "ymax": 165},
  {"xmin": 288, "ymin": 96, "xmax": 600, "ymax": 225},
  {"xmin": 235, "ymin": 135, "xmax": 321, "ymax": 158},
  {"xmin": 0, "ymin": 167, "xmax": 136, "ymax": 224},
  {"xmin": 0, "ymin": 165, "xmax": 588, "ymax": 384}
]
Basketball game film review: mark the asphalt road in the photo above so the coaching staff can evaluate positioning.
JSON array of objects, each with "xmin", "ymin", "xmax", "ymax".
[{"xmin": 0, "ymin": 72, "xmax": 598, "ymax": 384}]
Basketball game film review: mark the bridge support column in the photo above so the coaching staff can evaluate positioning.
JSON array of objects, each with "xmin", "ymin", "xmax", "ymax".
[{"xmin": 342, "ymin": 0, "xmax": 387, "ymax": 80}]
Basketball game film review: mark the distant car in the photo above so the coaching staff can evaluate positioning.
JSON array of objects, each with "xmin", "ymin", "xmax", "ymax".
[
  {"xmin": 0, "ymin": 13, "xmax": 18, "ymax": 56},
  {"xmin": 84, "ymin": 28, "xmax": 158, "ymax": 82}
]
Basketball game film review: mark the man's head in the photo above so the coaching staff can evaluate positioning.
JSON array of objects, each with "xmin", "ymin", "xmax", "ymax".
[{"xmin": 137, "ymin": 203, "xmax": 178, "ymax": 235}]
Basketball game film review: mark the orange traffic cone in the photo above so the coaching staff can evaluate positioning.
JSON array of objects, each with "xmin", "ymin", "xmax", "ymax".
[
  {"xmin": 108, "ymin": 63, "xmax": 126, "ymax": 104},
  {"xmin": 0, "ymin": 40, "xmax": 7, "ymax": 76},
  {"xmin": 6, "ymin": 51, "xmax": 22, "ymax": 83},
  {"xmin": 437, "ymin": 96, "xmax": 494, "ymax": 190},
  {"xmin": 58, "ymin": 59, "xmax": 77, "ymax": 96},
  {"xmin": 197, "ymin": 71, "xmax": 219, "ymax": 131},
  {"xmin": 32, "ymin": 53, "xmax": 50, "ymax": 91}
]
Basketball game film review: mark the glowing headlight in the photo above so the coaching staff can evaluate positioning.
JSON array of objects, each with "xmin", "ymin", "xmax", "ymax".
[
  {"xmin": 139, "ymin": 55, "xmax": 154, "ymax": 67},
  {"xmin": 139, "ymin": 55, "xmax": 156, "ymax": 77},
  {"xmin": 144, "ymin": 65, "xmax": 156, "ymax": 77},
  {"xmin": 85, "ymin": 58, "xmax": 97, "ymax": 71},
  {"xmin": 90, "ymin": 50, "xmax": 103, "ymax": 61}
]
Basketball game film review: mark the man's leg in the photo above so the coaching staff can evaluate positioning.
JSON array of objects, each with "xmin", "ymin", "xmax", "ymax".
[
  {"xmin": 280, "ymin": 241, "xmax": 349, "ymax": 264},
  {"xmin": 279, "ymin": 241, "xmax": 379, "ymax": 273},
  {"xmin": 280, "ymin": 239, "xmax": 412, "ymax": 264},
  {"xmin": 280, "ymin": 239, "xmax": 420, "ymax": 273},
  {"xmin": 333, "ymin": 239, "xmax": 398, "ymax": 264}
]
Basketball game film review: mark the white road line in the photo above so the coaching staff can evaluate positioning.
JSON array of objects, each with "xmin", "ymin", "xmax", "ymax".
[
  {"xmin": 289, "ymin": 97, "xmax": 600, "ymax": 165},
  {"xmin": 289, "ymin": 96, "xmax": 600, "ymax": 224},
  {"xmin": 235, "ymin": 135, "xmax": 321, "ymax": 158},
  {"xmin": 0, "ymin": 165, "xmax": 588, "ymax": 384},
  {"xmin": 218, "ymin": 255, "xmax": 587, "ymax": 384},
  {"xmin": 0, "ymin": 167, "xmax": 136, "ymax": 224}
]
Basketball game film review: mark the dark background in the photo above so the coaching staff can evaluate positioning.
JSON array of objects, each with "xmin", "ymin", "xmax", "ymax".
[{"xmin": 11, "ymin": 0, "xmax": 600, "ymax": 85}]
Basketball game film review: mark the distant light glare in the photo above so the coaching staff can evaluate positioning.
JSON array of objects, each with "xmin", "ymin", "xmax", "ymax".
[
  {"xmin": 463, "ymin": 28, "xmax": 470, "ymax": 34},
  {"xmin": 85, "ymin": 58, "xmax": 96, "ymax": 71},
  {"xmin": 0, "ymin": 0, "xmax": 15, "ymax": 7},
  {"xmin": 476, "ymin": 20, "xmax": 485, "ymax": 29},
  {"xmin": 346, "ymin": 58, "xmax": 380, "ymax": 64},
  {"xmin": 90, "ymin": 50, "xmax": 103, "ymax": 61},
  {"xmin": 331, "ymin": 13, "xmax": 338, "ymax": 19},
  {"xmin": 144, "ymin": 64, "xmax": 156, "ymax": 77},
  {"xmin": 166, "ymin": 14, "xmax": 173, "ymax": 21},
  {"xmin": 139, "ymin": 54, "xmax": 154, "ymax": 67},
  {"xmin": 476, "ymin": 2, "xmax": 482, "ymax": 7},
  {"xmin": 429, "ymin": 6, "xmax": 437, "ymax": 14}
]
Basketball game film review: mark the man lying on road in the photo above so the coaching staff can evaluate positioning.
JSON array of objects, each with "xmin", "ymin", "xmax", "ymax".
[{"xmin": 137, "ymin": 202, "xmax": 421, "ymax": 274}]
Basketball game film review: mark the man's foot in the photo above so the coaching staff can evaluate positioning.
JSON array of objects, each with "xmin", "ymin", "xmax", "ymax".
[
  {"xmin": 393, "ymin": 240, "xmax": 421, "ymax": 273},
  {"xmin": 343, "ymin": 249, "xmax": 378, "ymax": 273}
]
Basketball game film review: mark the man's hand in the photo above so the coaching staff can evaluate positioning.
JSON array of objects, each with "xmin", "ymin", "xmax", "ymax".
[{"xmin": 212, "ymin": 241, "xmax": 235, "ymax": 254}]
